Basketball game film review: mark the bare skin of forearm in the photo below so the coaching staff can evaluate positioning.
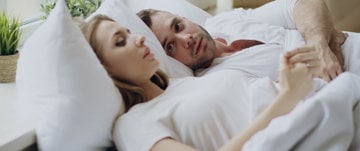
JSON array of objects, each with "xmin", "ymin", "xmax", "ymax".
[
  {"xmin": 218, "ymin": 92, "xmax": 299, "ymax": 151},
  {"xmin": 293, "ymin": 0, "xmax": 334, "ymax": 45},
  {"xmin": 293, "ymin": 0, "xmax": 344, "ymax": 81}
]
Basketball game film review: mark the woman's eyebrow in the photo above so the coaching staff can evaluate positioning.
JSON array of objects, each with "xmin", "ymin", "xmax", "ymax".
[{"xmin": 112, "ymin": 31, "xmax": 121, "ymax": 41}]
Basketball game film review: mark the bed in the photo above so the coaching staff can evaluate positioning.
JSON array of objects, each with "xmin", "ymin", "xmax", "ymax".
[{"xmin": 15, "ymin": 0, "xmax": 360, "ymax": 150}]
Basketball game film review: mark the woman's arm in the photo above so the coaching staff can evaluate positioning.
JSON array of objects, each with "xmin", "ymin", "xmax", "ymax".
[
  {"xmin": 152, "ymin": 91, "xmax": 308, "ymax": 151},
  {"xmin": 152, "ymin": 56, "xmax": 314, "ymax": 151},
  {"xmin": 219, "ymin": 56, "xmax": 314, "ymax": 151},
  {"xmin": 151, "ymin": 138, "xmax": 197, "ymax": 151}
]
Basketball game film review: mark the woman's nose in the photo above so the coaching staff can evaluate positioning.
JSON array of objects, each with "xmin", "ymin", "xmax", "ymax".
[{"xmin": 135, "ymin": 35, "xmax": 146, "ymax": 47}]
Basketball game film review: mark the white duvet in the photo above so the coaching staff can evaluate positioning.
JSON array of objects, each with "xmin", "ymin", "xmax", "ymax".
[
  {"xmin": 202, "ymin": 31, "xmax": 360, "ymax": 150},
  {"xmin": 114, "ymin": 71, "xmax": 360, "ymax": 151},
  {"xmin": 244, "ymin": 72, "xmax": 360, "ymax": 151}
]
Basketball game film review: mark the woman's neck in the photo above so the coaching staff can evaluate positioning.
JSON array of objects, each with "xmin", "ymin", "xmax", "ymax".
[{"xmin": 139, "ymin": 81, "xmax": 164, "ymax": 102}]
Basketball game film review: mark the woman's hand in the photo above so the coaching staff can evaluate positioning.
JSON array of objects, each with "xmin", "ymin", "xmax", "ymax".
[
  {"xmin": 285, "ymin": 47, "xmax": 321, "ymax": 78},
  {"xmin": 279, "ymin": 55, "xmax": 313, "ymax": 102}
]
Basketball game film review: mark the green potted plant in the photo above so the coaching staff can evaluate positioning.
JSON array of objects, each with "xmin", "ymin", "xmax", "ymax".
[
  {"xmin": 41, "ymin": 0, "xmax": 102, "ymax": 21},
  {"xmin": 0, "ymin": 12, "xmax": 21, "ymax": 83}
]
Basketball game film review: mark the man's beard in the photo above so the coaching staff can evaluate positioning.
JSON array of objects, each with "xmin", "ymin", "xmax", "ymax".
[{"xmin": 189, "ymin": 25, "xmax": 216, "ymax": 70}]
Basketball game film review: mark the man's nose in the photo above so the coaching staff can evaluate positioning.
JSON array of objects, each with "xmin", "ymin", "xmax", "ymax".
[{"xmin": 177, "ymin": 33, "xmax": 193, "ymax": 49}]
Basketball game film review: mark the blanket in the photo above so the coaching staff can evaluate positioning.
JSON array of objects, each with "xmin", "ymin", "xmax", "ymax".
[{"xmin": 243, "ymin": 72, "xmax": 360, "ymax": 151}]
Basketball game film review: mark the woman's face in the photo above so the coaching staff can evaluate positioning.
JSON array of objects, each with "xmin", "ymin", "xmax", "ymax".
[{"xmin": 95, "ymin": 20, "xmax": 159, "ymax": 85}]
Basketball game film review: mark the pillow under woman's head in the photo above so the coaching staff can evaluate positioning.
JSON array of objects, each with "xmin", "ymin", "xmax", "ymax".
[{"xmin": 89, "ymin": 0, "xmax": 212, "ymax": 78}]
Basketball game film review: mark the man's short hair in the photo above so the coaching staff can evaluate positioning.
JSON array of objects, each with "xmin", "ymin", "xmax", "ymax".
[{"xmin": 137, "ymin": 9, "xmax": 160, "ymax": 28}]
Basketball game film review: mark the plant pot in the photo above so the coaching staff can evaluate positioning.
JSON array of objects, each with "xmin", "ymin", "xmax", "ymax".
[{"xmin": 0, "ymin": 52, "xmax": 19, "ymax": 83}]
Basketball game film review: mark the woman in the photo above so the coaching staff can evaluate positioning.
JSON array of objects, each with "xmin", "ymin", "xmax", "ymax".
[
  {"xmin": 82, "ymin": 15, "xmax": 169, "ymax": 113},
  {"xmin": 81, "ymin": 15, "xmax": 315, "ymax": 151}
]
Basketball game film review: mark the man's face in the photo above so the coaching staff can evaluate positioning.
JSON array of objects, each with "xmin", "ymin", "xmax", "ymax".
[{"xmin": 150, "ymin": 11, "xmax": 216, "ymax": 70}]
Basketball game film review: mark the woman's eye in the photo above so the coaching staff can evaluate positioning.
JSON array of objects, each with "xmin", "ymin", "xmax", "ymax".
[
  {"xmin": 166, "ymin": 42, "xmax": 174, "ymax": 53},
  {"xmin": 116, "ymin": 39, "xmax": 126, "ymax": 47},
  {"xmin": 175, "ymin": 23, "xmax": 181, "ymax": 32}
]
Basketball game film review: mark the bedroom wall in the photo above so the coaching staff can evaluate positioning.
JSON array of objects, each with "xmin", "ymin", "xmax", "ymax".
[
  {"xmin": 6, "ymin": 0, "xmax": 45, "ymax": 20},
  {"xmin": 326, "ymin": 0, "xmax": 360, "ymax": 32},
  {"xmin": 187, "ymin": 0, "xmax": 216, "ymax": 10},
  {"xmin": 233, "ymin": 0, "xmax": 360, "ymax": 32},
  {"xmin": 233, "ymin": 0, "xmax": 272, "ymax": 8}
]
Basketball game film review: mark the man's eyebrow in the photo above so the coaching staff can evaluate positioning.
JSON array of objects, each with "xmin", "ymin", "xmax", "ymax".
[
  {"xmin": 162, "ymin": 37, "xmax": 167, "ymax": 49},
  {"xmin": 170, "ymin": 17, "xmax": 177, "ymax": 31},
  {"xmin": 161, "ymin": 18, "xmax": 177, "ymax": 48}
]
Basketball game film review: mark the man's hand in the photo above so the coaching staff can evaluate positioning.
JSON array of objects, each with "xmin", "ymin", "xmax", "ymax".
[
  {"xmin": 329, "ymin": 29, "xmax": 348, "ymax": 69},
  {"xmin": 316, "ymin": 43, "xmax": 343, "ymax": 82},
  {"xmin": 313, "ymin": 29, "xmax": 347, "ymax": 82},
  {"xmin": 293, "ymin": 0, "xmax": 348, "ymax": 82}
]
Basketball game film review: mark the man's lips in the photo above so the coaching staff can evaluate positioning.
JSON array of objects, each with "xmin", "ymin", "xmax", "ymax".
[{"xmin": 195, "ymin": 37, "xmax": 204, "ymax": 55}]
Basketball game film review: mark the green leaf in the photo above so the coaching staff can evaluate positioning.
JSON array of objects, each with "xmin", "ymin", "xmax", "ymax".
[
  {"xmin": 0, "ymin": 11, "xmax": 21, "ymax": 55},
  {"xmin": 40, "ymin": 0, "xmax": 102, "ymax": 20}
]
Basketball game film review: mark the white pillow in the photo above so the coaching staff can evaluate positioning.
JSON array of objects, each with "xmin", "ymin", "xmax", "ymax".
[
  {"xmin": 144, "ymin": 0, "xmax": 212, "ymax": 26},
  {"xmin": 90, "ymin": 0, "xmax": 213, "ymax": 78},
  {"xmin": 186, "ymin": 0, "xmax": 216, "ymax": 10},
  {"xmin": 16, "ymin": 0, "xmax": 123, "ymax": 150},
  {"xmin": 123, "ymin": 0, "xmax": 216, "ymax": 14}
]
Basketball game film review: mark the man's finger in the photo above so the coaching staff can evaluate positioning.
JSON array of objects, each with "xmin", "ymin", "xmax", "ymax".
[
  {"xmin": 304, "ymin": 59, "xmax": 321, "ymax": 68},
  {"xmin": 288, "ymin": 50, "xmax": 320, "ymax": 65},
  {"xmin": 334, "ymin": 65, "xmax": 343, "ymax": 79},
  {"xmin": 329, "ymin": 70, "xmax": 337, "ymax": 81},
  {"xmin": 309, "ymin": 66, "xmax": 321, "ymax": 77},
  {"xmin": 336, "ymin": 66, "xmax": 343, "ymax": 75},
  {"xmin": 285, "ymin": 47, "xmax": 313, "ymax": 58},
  {"xmin": 320, "ymin": 70, "xmax": 331, "ymax": 82}
]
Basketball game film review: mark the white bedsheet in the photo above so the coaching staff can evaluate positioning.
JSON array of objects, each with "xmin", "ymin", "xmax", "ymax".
[{"xmin": 243, "ymin": 72, "xmax": 360, "ymax": 151}]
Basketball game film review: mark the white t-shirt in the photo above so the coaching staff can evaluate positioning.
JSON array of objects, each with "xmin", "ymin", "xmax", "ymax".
[
  {"xmin": 204, "ymin": 0, "xmax": 299, "ymax": 44},
  {"xmin": 199, "ymin": 0, "xmax": 306, "ymax": 79},
  {"xmin": 196, "ymin": 43, "xmax": 283, "ymax": 81},
  {"xmin": 115, "ymin": 70, "xmax": 276, "ymax": 151}
]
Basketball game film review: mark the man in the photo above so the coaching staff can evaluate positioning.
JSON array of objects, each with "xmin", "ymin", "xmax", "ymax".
[{"xmin": 137, "ymin": 0, "xmax": 350, "ymax": 81}]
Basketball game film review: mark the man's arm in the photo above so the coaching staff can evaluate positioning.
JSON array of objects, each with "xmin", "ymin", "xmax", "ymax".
[{"xmin": 293, "ymin": 0, "xmax": 346, "ymax": 81}]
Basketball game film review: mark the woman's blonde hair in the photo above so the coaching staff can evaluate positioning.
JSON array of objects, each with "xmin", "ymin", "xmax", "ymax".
[{"xmin": 81, "ymin": 14, "xmax": 169, "ymax": 112}]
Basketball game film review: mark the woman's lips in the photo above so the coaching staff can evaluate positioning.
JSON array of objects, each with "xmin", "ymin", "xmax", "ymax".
[
  {"xmin": 143, "ymin": 47, "xmax": 155, "ymax": 60},
  {"xmin": 143, "ymin": 47, "xmax": 151, "ymax": 59}
]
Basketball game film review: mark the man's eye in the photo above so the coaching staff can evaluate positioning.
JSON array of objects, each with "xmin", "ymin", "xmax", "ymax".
[
  {"xmin": 166, "ymin": 42, "xmax": 174, "ymax": 53},
  {"xmin": 116, "ymin": 40, "xmax": 126, "ymax": 47}
]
